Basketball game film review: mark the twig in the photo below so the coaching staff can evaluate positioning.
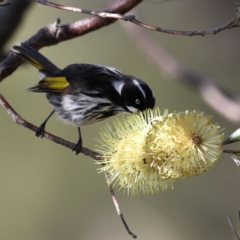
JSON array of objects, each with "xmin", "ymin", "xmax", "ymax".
[
  {"xmin": 119, "ymin": 11, "xmax": 240, "ymax": 123},
  {"xmin": 223, "ymin": 150, "xmax": 240, "ymax": 155},
  {"xmin": 0, "ymin": 93, "xmax": 100, "ymax": 159},
  {"xmin": 105, "ymin": 172, "xmax": 137, "ymax": 238},
  {"xmin": 0, "ymin": 92, "xmax": 136, "ymax": 238},
  {"xmin": 36, "ymin": 0, "xmax": 240, "ymax": 36},
  {"xmin": 0, "ymin": 0, "xmax": 142, "ymax": 81},
  {"xmin": 227, "ymin": 214, "xmax": 240, "ymax": 239},
  {"xmin": 35, "ymin": 0, "xmax": 135, "ymax": 21}
]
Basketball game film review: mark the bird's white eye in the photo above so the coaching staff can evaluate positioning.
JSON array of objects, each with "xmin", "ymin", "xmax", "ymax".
[{"xmin": 135, "ymin": 99, "xmax": 140, "ymax": 104}]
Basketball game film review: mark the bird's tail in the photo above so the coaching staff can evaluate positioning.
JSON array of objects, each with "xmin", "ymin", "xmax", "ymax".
[
  {"xmin": 11, "ymin": 43, "xmax": 70, "ymax": 93},
  {"xmin": 11, "ymin": 43, "xmax": 60, "ymax": 80}
]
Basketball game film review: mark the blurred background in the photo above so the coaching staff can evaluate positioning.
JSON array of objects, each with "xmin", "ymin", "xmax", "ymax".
[{"xmin": 1, "ymin": 0, "xmax": 240, "ymax": 239}]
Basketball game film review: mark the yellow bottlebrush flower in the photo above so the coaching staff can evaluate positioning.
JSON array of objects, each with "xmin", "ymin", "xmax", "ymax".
[{"xmin": 95, "ymin": 108, "xmax": 224, "ymax": 194}]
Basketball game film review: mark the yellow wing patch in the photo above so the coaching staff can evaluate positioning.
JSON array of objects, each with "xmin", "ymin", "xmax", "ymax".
[{"xmin": 38, "ymin": 76, "xmax": 69, "ymax": 92}]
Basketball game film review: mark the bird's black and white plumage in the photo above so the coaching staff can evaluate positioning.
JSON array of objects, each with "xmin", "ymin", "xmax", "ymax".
[{"xmin": 11, "ymin": 43, "xmax": 155, "ymax": 154}]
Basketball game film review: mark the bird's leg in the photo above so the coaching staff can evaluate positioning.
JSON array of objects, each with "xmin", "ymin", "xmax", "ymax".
[
  {"xmin": 72, "ymin": 127, "xmax": 82, "ymax": 155},
  {"xmin": 36, "ymin": 110, "xmax": 55, "ymax": 138}
]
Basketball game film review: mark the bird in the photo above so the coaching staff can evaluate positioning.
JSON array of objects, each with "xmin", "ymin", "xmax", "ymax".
[{"xmin": 11, "ymin": 43, "xmax": 155, "ymax": 154}]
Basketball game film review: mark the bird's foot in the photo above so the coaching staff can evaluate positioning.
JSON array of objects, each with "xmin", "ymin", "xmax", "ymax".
[
  {"xmin": 36, "ymin": 124, "xmax": 46, "ymax": 138},
  {"xmin": 72, "ymin": 140, "xmax": 82, "ymax": 155}
]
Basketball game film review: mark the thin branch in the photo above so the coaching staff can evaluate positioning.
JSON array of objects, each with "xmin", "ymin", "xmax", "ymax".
[
  {"xmin": 36, "ymin": 0, "xmax": 240, "ymax": 36},
  {"xmin": 35, "ymin": 0, "xmax": 135, "ymax": 21},
  {"xmin": 105, "ymin": 172, "xmax": 137, "ymax": 238},
  {"xmin": 119, "ymin": 11, "xmax": 240, "ymax": 123},
  {"xmin": 227, "ymin": 215, "xmax": 240, "ymax": 240},
  {"xmin": 1, "ymin": 0, "xmax": 239, "ymax": 82},
  {"xmin": 0, "ymin": 1, "xmax": 141, "ymax": 236},
  {"xmin": 0, "ymin": 92, "xmax": 136, "ymax": 238},
  {"xmin": 0, "ymin": 0, "xmax": 143, "ymax": 81},
  {"xmin": 0, "ymin": 92, "xmax": 99, "ymax": 159},
  {"xmin": 223, "ymin": 150, "xmax": 240, "ymax": 155}
]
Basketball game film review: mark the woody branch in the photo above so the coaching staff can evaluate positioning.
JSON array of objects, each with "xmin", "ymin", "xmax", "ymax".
[
  {"xmin": 0, "ymin": 92, "xmax": 137, "ymax": 239},
  {"xmin": 36, "ymin": 0, "xmax": 240, "ymax": 36}
]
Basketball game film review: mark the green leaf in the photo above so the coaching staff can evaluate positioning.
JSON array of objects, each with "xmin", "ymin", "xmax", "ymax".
[{"xmin": 222, "ymin": 129, "xmax": 240, "ymax": 145}]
